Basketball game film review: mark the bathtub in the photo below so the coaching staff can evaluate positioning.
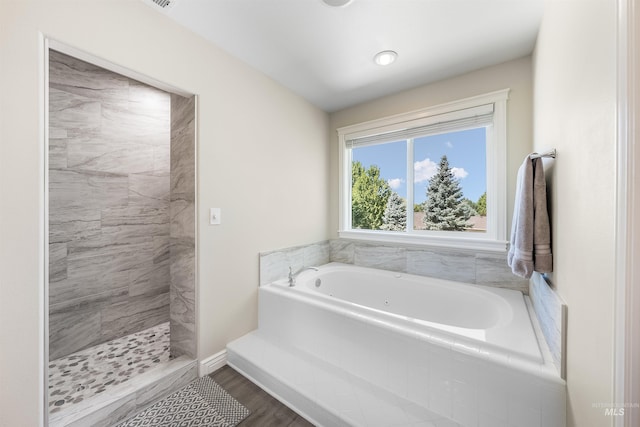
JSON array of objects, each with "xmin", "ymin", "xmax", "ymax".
[
  {"xmin": 228, "ymin": 262, "xmax": 566, "ymax": 426},
  {"xmin": 286, "ymin": 263, "xmax": 542, "ymax": 364}
]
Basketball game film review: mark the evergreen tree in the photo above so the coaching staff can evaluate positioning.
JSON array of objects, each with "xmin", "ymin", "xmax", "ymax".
[
  {"xmin": 476, "ymin": 192, "xmax": 487, "ymax": 216},
  {"xmin": 423, "ymin": 155, "xmax": 471, "ymax": 231},
  {"xmin": 461, "ymin": 198, "xmax": 479, "ymax": 216},
  {"xmin": 381, "ymin": 192, "xmax": 407, "ymax": 231},
  {"xmin": 352, "ymin": 161, "xmax": 391, "ymax": 230}
]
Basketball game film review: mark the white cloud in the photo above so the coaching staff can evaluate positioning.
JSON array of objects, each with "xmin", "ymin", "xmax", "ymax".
[
  {"xmin": 414, "ymin": 158, "xmax": 438, "ymax": 183},
  {"xmin": 451, "ymin": 167, "xmax": 468, "ymax": 179},
  {"xmin": 445, "ymin": 141, "xmax": 453, "ymax": 148},
  {"xmin": 387, "ymin": 178, "xmax": 405, "ymax": 189},
  {"xmin": 414, "ymin": 157, "xmax": 469, "ymax": 182}
]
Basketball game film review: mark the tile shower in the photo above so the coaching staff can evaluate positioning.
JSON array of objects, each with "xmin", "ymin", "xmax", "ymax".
[{"xmin": 48, "ymin": 50, "xmax": 196, "ymax": 420}]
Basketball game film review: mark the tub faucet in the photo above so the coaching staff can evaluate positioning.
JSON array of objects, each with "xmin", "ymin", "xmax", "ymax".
[{"xmin": 288, "ymin": 266, "xmax": 319, "ymax": 287}]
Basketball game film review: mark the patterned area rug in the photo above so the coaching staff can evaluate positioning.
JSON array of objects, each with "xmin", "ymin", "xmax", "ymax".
[{"xmin": 117, "ymin": 376, "xmax": 250, "ymax": 427}]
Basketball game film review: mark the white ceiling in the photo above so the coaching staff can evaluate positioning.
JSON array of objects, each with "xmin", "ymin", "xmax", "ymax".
[{"xmin": 161, "ymin": 0, "xmax": 543, "ymax": 112}]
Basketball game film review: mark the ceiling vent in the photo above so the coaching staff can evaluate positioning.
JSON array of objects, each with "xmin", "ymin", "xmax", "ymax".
[{"xmin": 143, "ymin": 0, "xmax": 178, "ymax": 10}]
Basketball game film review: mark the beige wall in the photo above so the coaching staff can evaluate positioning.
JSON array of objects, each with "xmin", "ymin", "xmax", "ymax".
[
  {"xmin": 329, "ymin": 56, "xmax": 534, "ymax": 237},
  {"xmin": 0, "ymin": 0, "xmax": 330, "ymax": 424},
  {"xmin": 533, "ymin": 1, "xmax": 617, "ymax": 426}
]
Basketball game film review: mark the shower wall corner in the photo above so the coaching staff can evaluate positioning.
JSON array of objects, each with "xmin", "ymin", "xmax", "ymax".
[{"xmin": 169, "ymin": 93, "xmax": 197, "ymax": 360}]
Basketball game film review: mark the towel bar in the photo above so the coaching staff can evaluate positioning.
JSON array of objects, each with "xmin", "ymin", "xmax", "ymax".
[{"xmin": 529, "ymin": 149, "xmax": 556, "ymax": 159}]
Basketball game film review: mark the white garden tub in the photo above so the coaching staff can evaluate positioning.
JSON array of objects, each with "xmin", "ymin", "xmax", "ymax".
[
  {"xmin": 286, "ymin": 263, "xmax": 542, "ymax": 364},
  {"xmin": 229, "ymin": 262, "xmax": 566, "ymax": 426}
]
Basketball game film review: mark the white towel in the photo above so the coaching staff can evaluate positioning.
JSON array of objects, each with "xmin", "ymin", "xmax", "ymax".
[{"xmin": 508, "ymin": 156, "xmax": 553, "ymax": 278}]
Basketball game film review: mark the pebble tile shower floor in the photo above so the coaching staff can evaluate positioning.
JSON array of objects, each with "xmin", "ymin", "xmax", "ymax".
[{"xmin": 48, "ymin": 322, "xmax": 170, "ymax": 414}]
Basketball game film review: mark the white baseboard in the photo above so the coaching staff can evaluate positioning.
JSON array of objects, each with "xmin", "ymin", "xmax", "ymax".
[{"xmin": 199, "ymin": 349, "xmax": 227, "ymax": 376}]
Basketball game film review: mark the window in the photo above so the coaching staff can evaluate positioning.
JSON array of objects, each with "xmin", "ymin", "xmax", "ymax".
[{"xmin": 338, "ymin": 90, "xmax": 509, "ymax": 252}]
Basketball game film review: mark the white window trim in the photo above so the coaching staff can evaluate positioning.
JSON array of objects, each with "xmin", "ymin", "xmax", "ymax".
[{"xmin": 337, "ymin": 89, "xmax": 510, "ymax": 253}]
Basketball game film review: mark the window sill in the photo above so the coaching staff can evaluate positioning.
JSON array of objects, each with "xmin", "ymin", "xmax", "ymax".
[{"xmin": 338, "ymin": 230, "xmax": 508, "ymax": 253}]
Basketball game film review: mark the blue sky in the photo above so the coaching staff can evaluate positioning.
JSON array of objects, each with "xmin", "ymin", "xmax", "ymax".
[{"xmin": 352, "ymin": 127, "xmax": 486, "ymax": 205}]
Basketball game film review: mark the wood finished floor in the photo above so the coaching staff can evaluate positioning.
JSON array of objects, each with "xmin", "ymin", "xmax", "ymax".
[{"xmin": 210, "ymin": 365, "xmax": 315, "ymax": 427}]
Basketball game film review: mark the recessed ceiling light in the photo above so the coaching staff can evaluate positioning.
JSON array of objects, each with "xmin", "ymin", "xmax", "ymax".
[
  {"xmin": 321, "ymin": 0, "xmax": 353, "ymax": 7},
  {"xmin": 374, "ymin": 50, "xmax": 398, "ymax": 66}
]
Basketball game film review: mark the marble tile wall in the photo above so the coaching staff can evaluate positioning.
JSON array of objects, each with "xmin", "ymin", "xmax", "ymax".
[
  {"xmin": 169, "ymin": 94, "xmax": 196, "ymax": 359},
  {"xmin": 529, "ymin": 272, "xmax": 567, "ymax": 377},
  {"xmin": 259, "ymin": 239, "xmax": 529, "ymax": 293},
  {"xmin": 330, "ymin": 239, "xmax": 530, "ymax": 293},
  {"xmin": 259, "ymin": 241, "xmax": 331, "ymax": 286},
  {"xmin": 48, "ymin": 50, "xmax": 171, "ymax": 360}
]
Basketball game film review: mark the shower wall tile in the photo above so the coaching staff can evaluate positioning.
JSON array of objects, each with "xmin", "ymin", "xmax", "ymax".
[
  {"xmin": 66, "ymin": 139, "xmax": 155, "ymax": 174},
  {"xmin": 49, "ymin": 271, "xmax": 130, "ymax": 311},
  {"xmin": 129, "ymin": 260, "xmax": 170, "ymax": 298},
  {"xmin": 169, "ymin": 93, "xmax": 196, "ymax": 359},
  {"xmin": 48, "ymin": 50, "xmax": 171, "ymax": 360},
  {"xmin": 49, "ymin": 52, "xmax": 129, "ymax": 102},
  {"xmin": 153, "ymin": 144, "xmax": 171, "ymax": 176},
  {"xmin": 101, "ymin": 205, "xmax": 169, "ymax": 232},
  {"xmin": 49, "ymin": 308, "xmax": 103, "ymax": 360},
  {"xmin": 101, "ymin": 292, "xmax": 170, "ymax": 342},
  {"xmin": 129, "ymin": 174, "xmax": 170, "ymax": 207},
  {"xmin": 101, "ymin": 104, "xmax": 170, "ymax": 144},
  {"xmin": 129, "ymin": 81, "xmax": 172, "ymax": 117},
  {"xmin": 169, "ymin": 238, "xmax": 196, "ymax": 358},
  {"xmin": 170, "ymin": 98, "xmax": 195, "ymax": 194},
  {"xmin": 169, "ymin": 239, "xmax": 196, "ymax": 325},
  {"xmin": 49, "ymin": 221, "xmax": 102, "ymax": 245},
  {"xmin": 49, "ymin": 205, "xmax": 102, "ymax": 244},
  {"xmin": 49, "ymin": 243, "xmax": 68, "ymax": 283},
  {"xmin": 49, "ymin": 139, "xmax": 68, "ymax": 169},
  {"xmin": 49, "ymin": 169, "xmax": 129, "ymax": 211},
  {"xmin": 169, "ymin": 238, "xmax": 195, "ymax": 356},
  {"xmin": 153, "ymin": 236, "xmax": 170, "ymax": 265},
  {"xmin": 50, "ymin": 126, "xmax": 68, "ymax": 139},
  {"xmin": 99, "ymin": 226, "xmax": 162, "ymax": 245},
  {"xmin": 49, "ymin": 88, "xmax": 102, "ymax": 133},
  {"xmin": 169, "ymin": 198, "xmax": 195, "ymax": 240}
]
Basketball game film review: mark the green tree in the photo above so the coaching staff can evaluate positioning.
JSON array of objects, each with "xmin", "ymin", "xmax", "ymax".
[
  {"xmin": 461, "ymin": 198, "xmax": 478, "ymax": 216},
  {"xmin": 423, "ymin": 155, "xmax": 471, "ymax": 231},
  {"xmin": 476, "ymin": 192, "xmax": 487, "ymax": 216},
  {"xmin": 352, "ymin": 161, "xmax": 391, "ymax": 230},
  {"xmin": 381, "ymin": 192, "xmax": 407, "ymax": 231}
]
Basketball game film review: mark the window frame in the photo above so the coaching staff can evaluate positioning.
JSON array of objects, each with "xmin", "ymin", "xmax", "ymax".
[{"xmin": 337, "ymin": 89, "xmax": 510, "ymax": 252}]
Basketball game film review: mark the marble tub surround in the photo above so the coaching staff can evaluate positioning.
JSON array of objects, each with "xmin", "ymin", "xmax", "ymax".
[
  {"xmin": 49, "ymin": 50, "xmax": 172, "ymax": 360},
  {"xmin": 49, "ymin": 322, "xmax": 170, "ymax": 414},
  {"xmin": 260, "ymin": 239, "xmax": 528, "ymax": 293},
  {"xmin": 330, "ymin": 239, "xmax": 530, "ymax": 293},
  {"xmin": 169, "ymin": 93, "xmax": 196, "ymax": 359},
  {"xmin": 529, "ymin": 272, "xmax": 567, "ymax": 378},
  {"xmin": 259, "ymin": 241, "xmax": 330, "ymax": 286}
]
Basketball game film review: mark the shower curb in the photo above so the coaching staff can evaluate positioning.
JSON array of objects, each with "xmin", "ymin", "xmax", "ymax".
[{"xmin": 48, "ymin": 356, "xmax": 198, "ymax": 427}]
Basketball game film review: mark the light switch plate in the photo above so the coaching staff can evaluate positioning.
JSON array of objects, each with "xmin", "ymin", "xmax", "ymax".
[{"xmin": 209, "ymin": 208, "xmax": 221, "ymax": 225}]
